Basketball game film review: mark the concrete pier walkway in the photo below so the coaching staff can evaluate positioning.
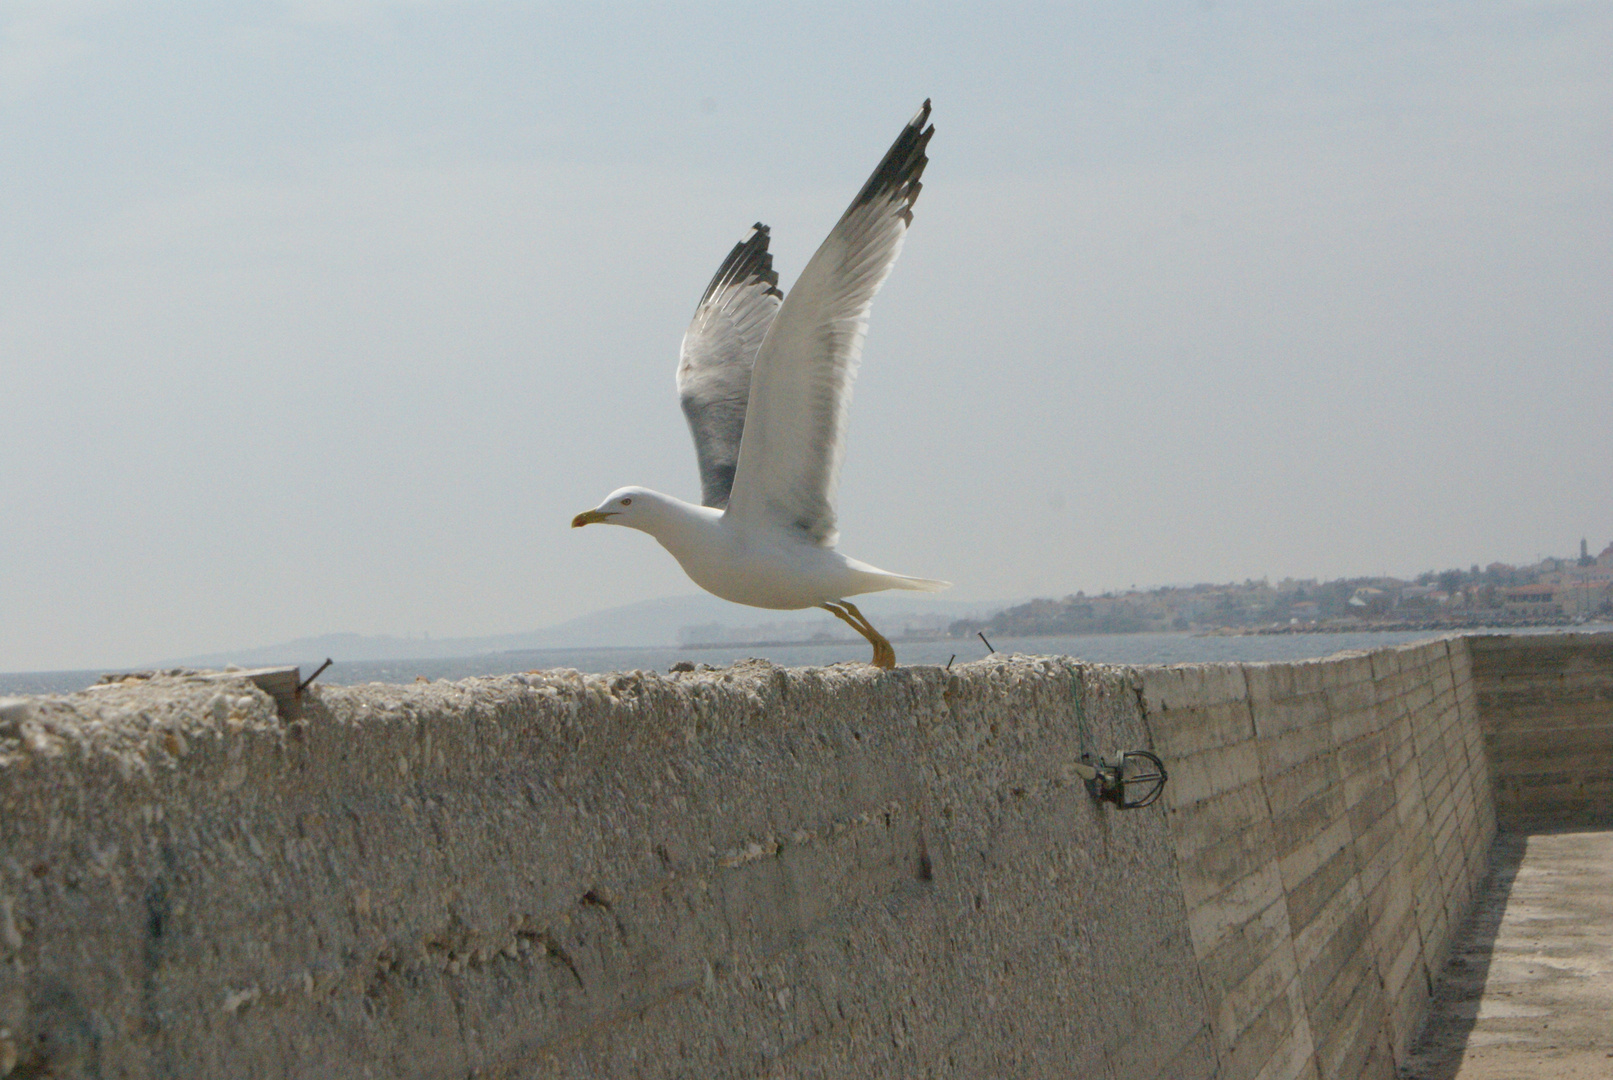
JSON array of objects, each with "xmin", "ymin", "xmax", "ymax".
[{"xmin": 1402, "ymin": 829, "xmax": 1613, "ymax": 1079}]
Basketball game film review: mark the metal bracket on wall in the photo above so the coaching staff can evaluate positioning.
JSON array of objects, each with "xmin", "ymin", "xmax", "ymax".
[{"xmin": 1072, "ymin": 750, "xmax": 1168, "ymax": 810}]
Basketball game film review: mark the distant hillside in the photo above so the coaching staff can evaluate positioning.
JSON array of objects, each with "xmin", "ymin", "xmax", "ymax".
[{"xmin": 163, "ymin": 593, "xmax": 1003, "ymax": 669}]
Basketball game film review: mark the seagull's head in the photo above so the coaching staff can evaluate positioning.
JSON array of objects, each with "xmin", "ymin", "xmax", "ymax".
[{"xmin": 571, "ymin": 487, "xmax": 665, "ymax": 534}]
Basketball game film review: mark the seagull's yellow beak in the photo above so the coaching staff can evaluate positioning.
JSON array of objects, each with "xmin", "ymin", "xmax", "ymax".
[{"xmin": 571, "ymin": 509, "xmax": 617, "ymax": 528}]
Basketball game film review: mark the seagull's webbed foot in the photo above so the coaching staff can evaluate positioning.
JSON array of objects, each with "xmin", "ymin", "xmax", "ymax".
[
  {"xmin": 820, "ymin": 600, "xmax": 897, "ymax": 669},
  {"xmin": 838, "ymin": 601, "xmax": 896, "ymax": 669}
]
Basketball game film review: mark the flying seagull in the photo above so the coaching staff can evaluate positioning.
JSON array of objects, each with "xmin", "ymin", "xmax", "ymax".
[{"xmin": 573, "ymin": 100, "xmax": 948, "ymax": 668}]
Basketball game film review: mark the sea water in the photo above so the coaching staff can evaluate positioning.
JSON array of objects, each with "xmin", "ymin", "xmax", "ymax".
[{"xmin": 7, "ymin": 624, "xmax": 1607, "ymax": 695}]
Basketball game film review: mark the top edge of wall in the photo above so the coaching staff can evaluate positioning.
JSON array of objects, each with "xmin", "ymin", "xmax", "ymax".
[
  {"xmin": 0, "ymin": 653, "xmax": 1131, "ymax": 773},
  {"xmin": 1465, "ymin": 629, "xmax": 1613, "ymax": 651}
]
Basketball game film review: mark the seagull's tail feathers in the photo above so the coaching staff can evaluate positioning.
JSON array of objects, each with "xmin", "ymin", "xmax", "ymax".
[
  {"xmin": 842, "ymin": 557, "xmax": 952, "ymax": 596},
  {"xmin": 885, "ymin": 574, "xmax": 952, "ymax": 593}
]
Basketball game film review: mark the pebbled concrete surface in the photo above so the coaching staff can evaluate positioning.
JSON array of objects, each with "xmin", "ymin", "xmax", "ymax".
[
  {"xmin": 1401, "ymin": 828, "xmax": 1613, "ymax": 1079},
  {"xmin": 0, "ymin": 657, "xmax": 1214, "ymax": 1079}
]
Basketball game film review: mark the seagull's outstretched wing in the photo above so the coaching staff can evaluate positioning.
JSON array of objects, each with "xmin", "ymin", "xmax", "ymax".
[
  {"xmin": 676, "ymin": 224, "xmax": 784, "ymax": 509},
  {"xmin": 725, "ymin": 100, "xmax": 933, "ymax": 547}
]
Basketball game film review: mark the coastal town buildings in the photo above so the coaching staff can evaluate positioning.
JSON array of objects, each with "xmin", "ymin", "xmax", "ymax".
[
  {"xmin": 946, "ymin": 538, "xmax": 1613, "ymax": 639},
  {"xmin": 1533, "ymin": 542, "xmax": 1613, "ymax": 617}
]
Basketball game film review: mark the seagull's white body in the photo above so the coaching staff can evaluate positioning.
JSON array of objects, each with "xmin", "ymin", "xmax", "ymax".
[
  {"xmin": 586, "ymin": 487, "xmax": 942, "ymax": 612},
  {"xmin": 574, "ymin": 102, "xmax": 948, "ymax": 664}
]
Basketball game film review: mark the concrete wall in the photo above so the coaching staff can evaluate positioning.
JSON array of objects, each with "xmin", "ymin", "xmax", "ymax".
[
  {"xmin": 3, "ymin": 632, "xmax": 1575, "ymax": 1079},
  {"xmin": 1466, "ymin": 632, "xmax": 1613, "ymax": 827},
  {"xmin": 1142, "ymin": 639, "xmax": 1494, "ymax": 1080},
  {"xmin": 0, "ymin": 659, "xmax": 1213, "ymax": 1080}
]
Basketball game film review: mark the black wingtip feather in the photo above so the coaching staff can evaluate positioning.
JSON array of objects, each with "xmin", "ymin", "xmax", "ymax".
[
  {"xmin": 848, "ymin": 99, "xmax": 934, "ymax": 225},
  {"xmin": 698, "ymin": 222, "xmax": 783, "ymax": 307}
]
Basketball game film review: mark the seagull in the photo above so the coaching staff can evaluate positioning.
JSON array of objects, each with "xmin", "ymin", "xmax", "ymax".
[{"xmin": 573, "ymin": 100, "xmax": 948, "ymax": 669}]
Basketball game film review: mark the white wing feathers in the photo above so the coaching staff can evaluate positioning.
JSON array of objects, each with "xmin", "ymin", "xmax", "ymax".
[
  {"xmin": 725, "ymin": 100, "xmax": 934, "ymax": 547},
  {"xmin": 677, "ymin": 224, "xmax": 784, "ymax": 508}
]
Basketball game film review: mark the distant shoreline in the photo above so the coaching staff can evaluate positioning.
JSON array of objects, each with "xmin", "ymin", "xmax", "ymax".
[
  {"xmin": 653, "ymin": 615, "xmax": 1585, "ymax": 650},
  {"xmin": 1208, "ymin": 615, "xmax": 1586, "ymax": 636},
  {"xmin": 676, "ymin": 635, "xmax": 951, "ymax": 650}
]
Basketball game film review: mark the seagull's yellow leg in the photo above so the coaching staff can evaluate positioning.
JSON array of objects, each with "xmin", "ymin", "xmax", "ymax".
[
  {"xmin": 820, "ymin": 601, "xmax": 896, "ymax": 669},
  {"xmin": 819, "ymin": 602, "xmax": 862, "ymax": 649},
  {"xmin": 837, "ymin": 601, "xmax": 897, "ymax": 669}
]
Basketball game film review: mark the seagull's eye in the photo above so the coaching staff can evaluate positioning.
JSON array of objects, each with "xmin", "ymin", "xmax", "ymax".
[{"xmin": 620, "ymin": 497, "xmax": 632, "ymax": 506}]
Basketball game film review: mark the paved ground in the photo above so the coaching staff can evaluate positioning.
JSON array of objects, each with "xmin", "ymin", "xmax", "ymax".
[{"xmin": 1400, "ymin": 828, "xmax": 1613, "ymax": 1080}]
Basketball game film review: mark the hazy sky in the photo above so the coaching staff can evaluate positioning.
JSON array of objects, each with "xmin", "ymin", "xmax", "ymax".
[{"xmin": 3, "ymin": 2, "xmax": 1610, "ymax": 671}]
